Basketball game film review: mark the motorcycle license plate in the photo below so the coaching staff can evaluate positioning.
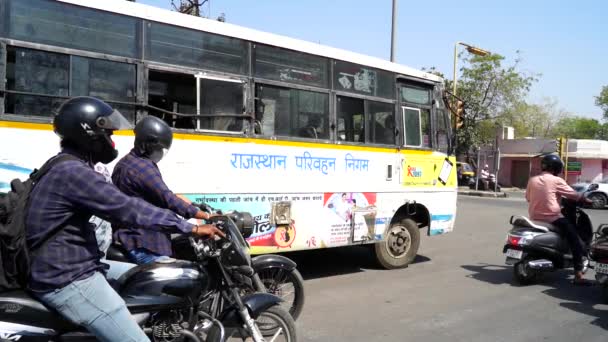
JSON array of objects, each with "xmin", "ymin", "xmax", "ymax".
[
  {"xmin": 596, "ymin": 262, "xmax": 608, "ymax": 274},
  {"xmin": 506, "ymin": 249, "xmax": 523, "ymax": 259}
]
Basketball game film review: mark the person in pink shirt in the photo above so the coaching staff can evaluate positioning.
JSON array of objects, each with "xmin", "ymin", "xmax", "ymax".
[{"xmin": 526, "ymin": 154, "xmax": 592, "ymax": 285}]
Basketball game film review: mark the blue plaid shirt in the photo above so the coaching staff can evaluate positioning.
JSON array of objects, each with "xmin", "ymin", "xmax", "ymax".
[
  {"xmin": 112, "ymin": 149, "xmax": 199, "ymax": 256},
  {"xmin": 26, "ymin": 150, "xmax": 194, "ymax": 292}
]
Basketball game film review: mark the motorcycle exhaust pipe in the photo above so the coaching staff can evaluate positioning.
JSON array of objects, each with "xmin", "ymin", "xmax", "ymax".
[{"xmin": 527, "ymin": 259, "xmax": 554, "ymax": 270}]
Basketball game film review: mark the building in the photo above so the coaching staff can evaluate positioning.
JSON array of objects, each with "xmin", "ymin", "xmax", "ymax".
[{"xmin": 498, "ymin": 132, "xmax": 608, "ymax": 187}]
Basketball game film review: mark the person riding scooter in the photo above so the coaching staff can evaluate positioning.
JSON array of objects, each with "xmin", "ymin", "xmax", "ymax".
[{"xmin": 525, "ymin": 154, "xmax": 593, "ymax": 285}]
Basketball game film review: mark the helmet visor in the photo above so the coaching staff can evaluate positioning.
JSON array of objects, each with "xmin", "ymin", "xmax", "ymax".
[{"xmin": 96, "ymin": 110, "xmax": 133, "ymax": 131}]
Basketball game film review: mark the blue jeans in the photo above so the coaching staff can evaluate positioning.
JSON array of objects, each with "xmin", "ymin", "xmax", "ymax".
[
  {"xmin": 103, "ymin": 259, "xmax": 137, "ymax": 282},
  {"xmin": 35, "ymin": 272, "xmax": 150, "ymax": 342},
  {"xmin": 128, "ymin": 248, "xmax": 174, "ymax": 265}
]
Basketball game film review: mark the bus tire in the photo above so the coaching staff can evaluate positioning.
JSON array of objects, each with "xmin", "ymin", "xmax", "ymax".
[{"xmin": 374, "ymin": 218, "xmax": 420, "ymax": 269}]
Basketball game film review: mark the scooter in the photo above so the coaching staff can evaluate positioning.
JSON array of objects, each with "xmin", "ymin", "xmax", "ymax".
[
  {"xmin": 589, "ymin": 224, "xmax": 608, "ymax": 301},
  {"xmin": 0, "ymin": 214, "xmax": 296, "ymax": 341},
  {"xmin": 503, "ymin": 186, "xmax": 596, "ymax": 285}
]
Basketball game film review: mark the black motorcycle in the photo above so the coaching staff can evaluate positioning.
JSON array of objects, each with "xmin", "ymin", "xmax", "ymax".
[
  {"xmin": 192, "ymin": 204, "xmax": 305, "ymax": 321},
  {"xmin": 0, "ymin": 214, "xmax": 296, "ymax": 341},
  {"xmin": 503, "ymin": 187, "xmax": 596, "ymax": 285},
  {"xmin": 108, "ymin": 207, "xmax": 305, "ymax": 321}
]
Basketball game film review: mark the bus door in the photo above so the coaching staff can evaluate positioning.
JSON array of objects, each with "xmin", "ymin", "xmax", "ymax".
[{"xmin": 147, "ymin": 68, "xmax": 247, "ymax": 132}]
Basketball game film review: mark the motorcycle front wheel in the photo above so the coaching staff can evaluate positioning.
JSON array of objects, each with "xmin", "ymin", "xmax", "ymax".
[{"xmin": 207, "ymin": 305, "xmax": 297, "ymax": 342}]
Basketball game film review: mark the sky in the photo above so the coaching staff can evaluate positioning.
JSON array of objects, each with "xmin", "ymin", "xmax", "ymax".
[{"xmin": 138, "ymin": 0, "xmax": 608, "ymax": 120}]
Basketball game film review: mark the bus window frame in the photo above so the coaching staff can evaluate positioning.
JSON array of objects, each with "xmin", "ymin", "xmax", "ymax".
[
  {"xmin": 333, "ymin": 91, "xmax": 397, "ymax": 148},
  {"xmin": 398, "ymin": 82, "xmax": 434, "ymax": 151},
  {"xmin": 194, "ymin": 72, "xmax": 248, "ymax": 132},
  {"xmin": 402, "ymin": 106, "xmax": 423, "ymax": 148},
  {"xmin": 252, "ymin": 78, "xmax": 332, "ymax": 142}
]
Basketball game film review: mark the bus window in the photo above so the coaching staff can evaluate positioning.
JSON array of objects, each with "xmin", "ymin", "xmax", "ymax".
[
  {"xmin": 148, "ymin": 70, "xmax": 197, "ymax": 129},
  {"xmin": 71, "ymin": 56, "xmax": 136, "ymax": 122},
  {"xmin": 403, "ymin": 107, "xmax": 421, "ymax": 147},
  {"xmin": 434, "ymin": 107, "xmax": 449, "ymax": 153},
  {"xmin": 147, "ymin": 21, "xmax": 247, "ymax": 75},
  {"xmin": 367, "ymin": 101, "xmax": 395, "ymax": 145},
  {"xmin": 199, "ymin": 79, "xmax": 245, "ymax": 132},
  {"xmin": 421, "ymin": 109, "xmax": 431, "ymax": 148},
  {"xmin": 337, "ymin": 96, "xmax": 365, "ymax": 142},
  {"xmin": 255, "ymin": 85, "xmax": 329, "ymax": 139},
  {"xmin": 8, "ymin": 0, "xmax": 139, "ymax": 58},
  {"xmin": 5, "ymin": 47, "xmax": 69, "ymax": 117},
  {"xmin": 254, "ymin": 45, "xmax": 328, "ymax": 88}
]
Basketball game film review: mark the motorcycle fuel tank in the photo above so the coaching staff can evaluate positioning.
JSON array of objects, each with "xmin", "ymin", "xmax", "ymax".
[{"xmin": 119, "ymin": 260, "xmax": 208, "ymax": 300}]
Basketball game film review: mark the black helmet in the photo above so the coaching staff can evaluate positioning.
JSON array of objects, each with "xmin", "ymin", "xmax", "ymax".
[
  {"xmin": 53, "ymin": 97, "xmax": 132, "ymax": 164},
  {"xmin": 134, "ymin": 116, "xmax": 173, "ymax": 163},
  {"xmin": 541, "ymin": 154, "xmax": 564, "ymax": 175}
]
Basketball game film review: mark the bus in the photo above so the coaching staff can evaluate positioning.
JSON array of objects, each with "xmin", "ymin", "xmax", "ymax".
[{"xmin": 0, "ymin": 0, "xmax": 457, "ymax": 269}]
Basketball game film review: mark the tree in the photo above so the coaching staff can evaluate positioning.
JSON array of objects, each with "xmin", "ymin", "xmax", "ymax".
[
  {"xmin": 172, "ymin": 0, "xmax": 207, "ymax": 17},
  {"xmin": 596, "ymin": 85, "xmax": 608, "ymax": 120},
  {"xmin": 551, "ymin": 116, "xmax": 602, "ymax": 139},
  {"xmin": 452, "ymin": 51, "xmax": 539, "ymax": 156}
]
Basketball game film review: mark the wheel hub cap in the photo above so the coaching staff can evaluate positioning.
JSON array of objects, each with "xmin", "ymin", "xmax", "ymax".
[{"xmin": 386, "ymin": 226, "xmax": 411, "ymax": 258}]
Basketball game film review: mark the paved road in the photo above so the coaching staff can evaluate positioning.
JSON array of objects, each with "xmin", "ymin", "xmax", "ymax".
[{"xmin": 290, "ymin": 195, "xmax": 608, "ymax": 342}]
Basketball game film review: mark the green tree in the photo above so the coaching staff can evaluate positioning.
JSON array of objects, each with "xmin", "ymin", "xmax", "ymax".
[
  {"xmin": 551, "ymin": 116, "xmax": 602, "ymax": 139},
  {"xmin": 596, "ymin": 85, "xmax": 608, "ymax": 119},
  {"xmin": 452, "ymin": 51, "xmax": 539, "ymax": 156}
]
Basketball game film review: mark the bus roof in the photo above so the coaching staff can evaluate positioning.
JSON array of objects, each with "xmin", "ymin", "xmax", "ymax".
[{"xmin": 58, "ymin": 0, "xmax": 443, "ymax": 84}]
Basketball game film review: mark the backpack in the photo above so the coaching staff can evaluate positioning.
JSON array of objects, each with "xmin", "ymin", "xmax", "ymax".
[{"xmin": 0, "ymin": 154, "xmax": 77, "ymax": 291}]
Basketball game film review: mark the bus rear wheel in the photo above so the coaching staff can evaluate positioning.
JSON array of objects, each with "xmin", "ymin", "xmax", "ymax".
[{"xmin": 374, "ymin": 218, "xmax": 420, "ymax": 269}]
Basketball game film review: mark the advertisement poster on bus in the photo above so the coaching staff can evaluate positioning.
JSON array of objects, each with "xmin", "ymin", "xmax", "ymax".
[
  {"xmin": 185, "ymin": 193, "xmax": 324, "ymax": 254},
  {"xmin": 322, "ymin": 192, "xmax": 378, "ymax": 245},
  {"xmin": 184, "ymin": 192, "xmax": 384, "ymax": 254}
]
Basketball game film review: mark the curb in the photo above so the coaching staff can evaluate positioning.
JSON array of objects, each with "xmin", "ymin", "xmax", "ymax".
[{"xmin": 458, "ymin": 191, "xmax": 508, "ymax": 198}]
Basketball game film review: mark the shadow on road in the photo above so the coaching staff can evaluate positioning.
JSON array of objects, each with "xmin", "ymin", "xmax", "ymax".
[
  {"xmin": 461, "ymin": 263, "xmax": 515, "ymax": 286},
  {"xmin": 542, "ymin": 283, "xmax": 608, "ymax": 331},
  {"xmin": 271, "ymin": 246, "xmax": 431, "ymax": 281},
  {"xmin": 462, "ymin": 263, "xmax": 608, "ymax": 331}
]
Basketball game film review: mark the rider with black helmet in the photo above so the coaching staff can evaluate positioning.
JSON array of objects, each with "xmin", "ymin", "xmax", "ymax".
[
  {"xmin": 26, "ymin": 97, "xmax": 223, "ymax": 342},
  {"xmin": 526, "ymin": 154, "xmax": 592, "ymax": 285},
  {"xmin": 112, "ymin": 115, "xmax": 215, "ymax": 265}
]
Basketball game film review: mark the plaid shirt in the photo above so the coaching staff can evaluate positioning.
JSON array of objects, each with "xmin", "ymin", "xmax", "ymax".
[
  {"xmin": 112, "ymin": 149, "xmax": 199, "ymax": 256},
  {"xmin": 26, "ymin": 150, "xmax": 194, "ymax": 292}
]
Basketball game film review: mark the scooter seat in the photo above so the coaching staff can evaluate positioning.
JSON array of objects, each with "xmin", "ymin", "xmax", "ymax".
[{"xmin": 511, "ymin": 216, "xmax": 559, "ymax": 232}]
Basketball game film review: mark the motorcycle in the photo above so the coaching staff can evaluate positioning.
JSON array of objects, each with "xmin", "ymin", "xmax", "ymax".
[
  {"xmin": 503, "ymin": 186, "xmax": 596, "ymax": 285},
  {"xmin": 108, "ymin": 207, "xmax": 305, "ymax": 321},
  {"xmin": 0, "ymin": 214, "xmax": 296, "ymax": 341},
  {"xmin": 191, "ymin": 204, "xmax": 305, "ymax": 321}
]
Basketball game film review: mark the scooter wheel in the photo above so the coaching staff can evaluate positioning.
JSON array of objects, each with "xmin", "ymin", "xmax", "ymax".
[{"xmin": 514, "ymin": 260, "xmax": 538, "ymax": 285}]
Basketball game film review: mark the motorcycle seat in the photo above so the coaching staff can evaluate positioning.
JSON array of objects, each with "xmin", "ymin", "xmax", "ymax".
[
  {"xmin": 0, "ymin": 290, "xmax": 160, "ymax": 331},
  {"xmin": 511, "ymin": 216, "xmax": 559, "ymax": 232},
  {"xmin": 106, "ymin": 244, "xmax": 131, "ymax": 263}
]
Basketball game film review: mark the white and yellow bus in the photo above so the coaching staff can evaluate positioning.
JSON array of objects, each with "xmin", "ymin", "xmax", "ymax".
[{"xmin": 0, "ymin": 0, "xmax": 457, "ymax": 269}]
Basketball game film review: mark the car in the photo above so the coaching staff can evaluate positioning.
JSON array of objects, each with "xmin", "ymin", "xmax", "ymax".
[
  {"xmin": 456, "ymin": 162, "xmax": 475, "ymax": 186},
  {"xmin": 572, "ymin": 179, "xmax": 608, "ymax": 209}
]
